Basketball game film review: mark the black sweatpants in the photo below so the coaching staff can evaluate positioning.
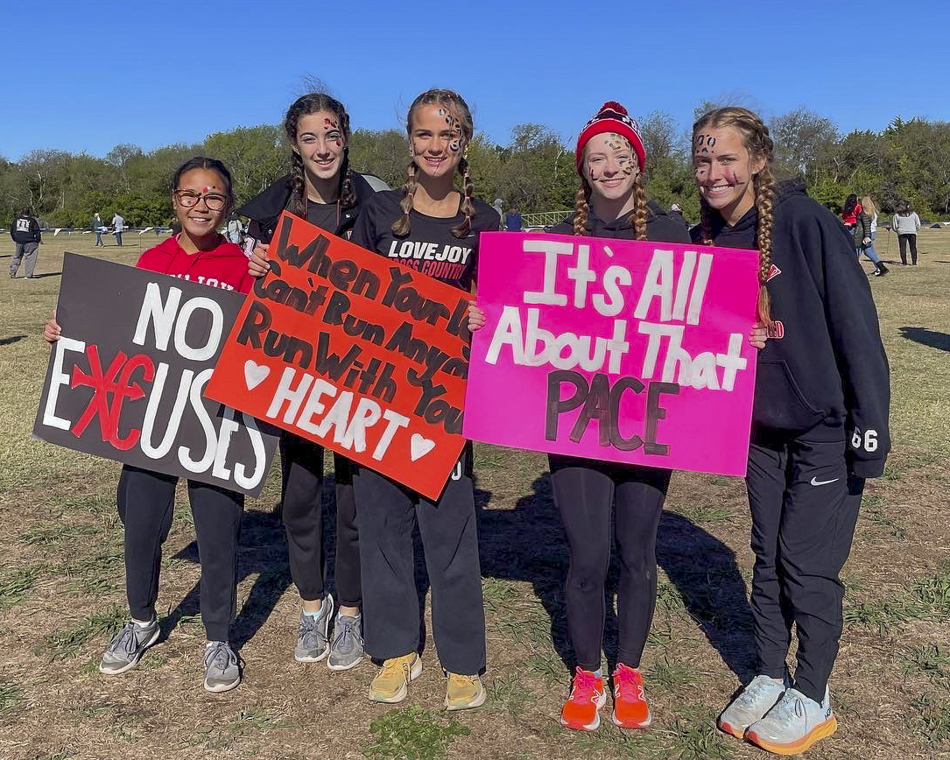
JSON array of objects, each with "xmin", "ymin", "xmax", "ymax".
[
  {"xmin": 549, "ymin": 454, "xmax": 670, "ymax": 672},
  {"xmin": 117, "ymin": 464, "xmax": 244, "ymax": 642},
  {"xmin": 353, "ymin": 444, "xmax": 485, "ymax": 675},
  {"xmin": 279, "ymin": 432, "xmax": 360, "ymax": 606},
  {"xmin": 746, "ymin": 428, "xmax": 864, "ymax": 703},
  {"xmin": 898, "ymin": 233, "xmax": 918, "ymax": 265}
]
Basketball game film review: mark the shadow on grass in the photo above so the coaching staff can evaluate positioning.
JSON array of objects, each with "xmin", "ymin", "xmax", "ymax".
[
  {"xmin": 900, "ymin": 326, "xmax": 950, "ymax": 352},
  {"xmin": 479, "ymin": 473, "xmax": 754, "ymax": 680},
  {"xmin": 165, "ymin": 473, "xmax": 434, "ymax": 655},
  {"xmin": 0, "ymin": 335, "xmax": 26, "ymax": 346},
  {"xmin": 166, "ymin": 505, "xmax": 292, "ymax": 650}
]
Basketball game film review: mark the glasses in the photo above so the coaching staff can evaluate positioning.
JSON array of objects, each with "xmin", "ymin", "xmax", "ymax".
[{"xmin": 174, "ymin": 190, "xmax": 228, "ymax": 211}]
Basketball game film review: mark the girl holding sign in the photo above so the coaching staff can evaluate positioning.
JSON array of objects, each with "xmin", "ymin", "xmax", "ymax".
[
  {"xmin": 691, "ymin": 107, "xmax": 890, "ymax": 755},
  {"xmin": 45, "ymin": 157, "xmax": 254, "ymax": 693},
  {"xmin": 468, "ymin": 102, "xmax": 766, "ymax": 733},
  {"xmin": 239, "ymin": 93, "xmax": 383, "ymax": 671},
  {"xmin": 349, "ymin": 88, "xmax": 499, "ymax": 710},
  {"xmin": 547, "ymin": 103, "xmax": 700, "ymax": 733}
]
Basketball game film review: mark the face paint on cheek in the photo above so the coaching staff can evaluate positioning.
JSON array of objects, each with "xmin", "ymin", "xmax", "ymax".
[{"xmin": 722, "ymin": 167, "xmax": 740, "ymax": 185}]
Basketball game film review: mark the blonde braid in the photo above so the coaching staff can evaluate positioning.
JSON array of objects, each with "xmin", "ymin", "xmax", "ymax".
[
  {"xmin": 573, "ymin": 182, "xmax": 590, "ymax": 236},
  {"xmin": 391, "ymin": 162, "xmax": 418, "ymax": 236},
  {"xmin": 451, "ymin": 156, "xmax": 475, "ymax": 238},
  {"xmin": 754, "ymin": 165, "xmax": 775, "ymax": 325},
  {"xmin": 631, "ymin": 175, "xmax": 650, "ymax": 241}
]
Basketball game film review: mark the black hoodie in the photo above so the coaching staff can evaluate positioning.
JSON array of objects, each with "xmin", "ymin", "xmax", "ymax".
[
  {"xmin": 11, "ymin": 214, "xmax": 41, "ymax": 244},
  {"xmin": 691, "ymin": 179, "xmax": 890, "ymax": 477},
  {"xmin": 236, "ymin": 171, "xmax": 383, "ymax": 243},
  {"xmin": 550, "ymin": 200, "xmax": 691, "ymax": 244}
]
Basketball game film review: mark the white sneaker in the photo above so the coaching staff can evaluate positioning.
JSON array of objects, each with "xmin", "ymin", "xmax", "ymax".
[
  {"xmin": 718, "ymin": 674, "xmax": 787, "ymax": 739},
  {"xmin": 746, "ymin": 686, "xmax": 836, "ymax": 755}
]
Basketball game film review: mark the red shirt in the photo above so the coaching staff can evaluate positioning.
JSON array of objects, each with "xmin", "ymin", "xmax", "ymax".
[
  {"xmin": 136, "ymin": 236, "xmax": 253, "ymax": 294},
  {"xmin": 841, "ymin": 204, "xmax": 862, "ymax": 226}
]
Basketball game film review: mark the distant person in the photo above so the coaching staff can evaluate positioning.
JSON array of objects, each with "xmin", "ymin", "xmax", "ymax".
[
  {"xmin": 9, "ymin": 207, "xmax": 41, "ymax": 279},
  {"xmin": 504, "ymin": 206, "xmax": 522, "ymax": 232},
  {"xmin": 112, "ymin": 212, "xmax": 125, "ymax": 246},
  {"xmin": 92, "ymin": 212, "xmax": 104, "ymax": 246},
  {"xmin": 669, "ymin": 203, "xmax": 687, "ymax": 227},
  {"xmin": 226, "ymin": 214, "xmax": 243, "ymax": 244},
  {"xmin": 857, "ymin": 196, "xmax": 887, "ymax": 275},
  {"xmin": 492, "ymin": 198, "xmax": 504, "ymax": 229},
  {"xmin": 842, "ymin": 194, "xmax": 887, "ymax": 276},
  {"xmin": 892, "ymin": 203, "xmax": 921, "ymax": 265}
]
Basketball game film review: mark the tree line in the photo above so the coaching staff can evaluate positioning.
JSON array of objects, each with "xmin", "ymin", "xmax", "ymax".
[{"xmin": 3, "ymin": 106, "xmax": 948, "ymax": 228}]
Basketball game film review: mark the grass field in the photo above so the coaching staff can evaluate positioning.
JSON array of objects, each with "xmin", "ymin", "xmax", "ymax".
[{"xmin": 0, "ymin": 229, "xmax": 948, "ymax": 760}]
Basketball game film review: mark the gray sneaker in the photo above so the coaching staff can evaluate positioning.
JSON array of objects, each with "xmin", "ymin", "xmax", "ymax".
[
  {"xmin": 294, "ymin": 595, "xmax": 333, "ymax": 662},
  {"xmin": 746, "ymin": 686, "xmax": 836, "ymax": 754},
  {"xmin": 327, "ymin": 613, "xmax": 364, "ymax": 671},
  {"xmin": 718, "ymin": 674, "xmax": 788, "ymax": 738},
  {"xmin": 203, "ymin": 641, "xmax": 241, "ymax": 693},
  {"xmin": 100, "ymin": 619, "xmax": 160, "ymax": 675}
]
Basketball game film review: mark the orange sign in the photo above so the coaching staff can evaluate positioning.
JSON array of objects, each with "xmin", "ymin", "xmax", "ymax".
[{"xmin": 205, "ymin": 212, "xmax": 470, "ymax": 499}]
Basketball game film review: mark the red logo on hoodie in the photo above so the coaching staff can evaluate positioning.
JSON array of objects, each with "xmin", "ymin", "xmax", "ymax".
[{"xmin": 766, "ymin": 264, "xmax": 782, "ymax": 282}]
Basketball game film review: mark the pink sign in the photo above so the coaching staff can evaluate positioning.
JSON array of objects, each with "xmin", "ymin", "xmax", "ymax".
[{"xmin": 463, "ymin": 232, "xmax": 760, "ymax": 476}]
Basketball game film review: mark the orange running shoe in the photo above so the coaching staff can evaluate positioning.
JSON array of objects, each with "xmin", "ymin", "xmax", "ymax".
[
  {"xmin": 611, "ymin": 663, "xmax": 652, "ymax": 729},
  {"xmin": 560, "ymin": 667, "xmax": 607, "ymax": 731}
]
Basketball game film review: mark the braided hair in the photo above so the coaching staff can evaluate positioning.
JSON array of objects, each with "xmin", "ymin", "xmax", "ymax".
[
  {"xmin": 283, "ymin": 93, "xmax": 356, "ymax": 219},
  {"xmin": 693, "ymin": 107, "xmax": 776, "ymax": 325},
  {"xmin": 392, "ymin": 89, "xmax": 475, "ymax": 239}
]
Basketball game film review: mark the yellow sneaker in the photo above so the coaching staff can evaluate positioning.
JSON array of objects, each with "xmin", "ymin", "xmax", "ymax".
[
  {"xmin": 368, "ymin": 653, "xmax": 422, "ymax": 703},
  {"xmin": 445, "ymin": 672, "xmax": 486, "ymax": 711}
]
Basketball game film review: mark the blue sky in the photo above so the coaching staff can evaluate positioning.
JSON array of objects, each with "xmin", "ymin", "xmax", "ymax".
[{"xmin": 2, "ymin": 0, "xmax": 946, "ymax": 161}]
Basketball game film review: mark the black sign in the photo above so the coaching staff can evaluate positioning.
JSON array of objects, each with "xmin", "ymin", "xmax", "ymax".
[{"xmin": 32, "ymin": 253, "xmax": 279, "ymax": 496}]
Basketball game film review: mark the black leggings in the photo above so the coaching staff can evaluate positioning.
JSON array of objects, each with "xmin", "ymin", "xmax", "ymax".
[
  {"xmin": 118, "ymin": 465, "xmax": 244, "ymax": 642},
  {"xmin": 279, "ymin": 432, "xmax": 360, "ymax": 607},
  {"xmin": 549, "ymin": 455, "xmax": 670, "ymax": 671},
  {"xmin": 898, "ymin": 234, "xmax": 918, "ymax": 265}
]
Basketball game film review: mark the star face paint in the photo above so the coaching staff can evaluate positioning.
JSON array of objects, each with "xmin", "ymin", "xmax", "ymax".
[
  {"xmin": 692, "ymin": 126, "xmax": 762, "ymax": 225},
  {"xmin": 294, "ymin": 109, "xmax": 347, "ymax": 183},
  {"xmin": 584, "ymin": 132, "xmax": 639, "ymax": 202},
  {"xmin": 409, "ymin": 103, "xmax": 468, "ymax": 179}
]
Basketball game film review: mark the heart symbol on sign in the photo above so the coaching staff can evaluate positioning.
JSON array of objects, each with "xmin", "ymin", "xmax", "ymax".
[
  {"xmin": 244, "ymin": 360, "xmax": 270, "ymax": 391},
  {"xmin": 410, "ymin": 433, "xmax": 436, "ymax": 462}
]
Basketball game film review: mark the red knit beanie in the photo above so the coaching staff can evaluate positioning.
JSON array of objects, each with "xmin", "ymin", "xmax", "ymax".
[{"xmin": 575, "ymin": 101, "xmax": 646, "ymax": 175}]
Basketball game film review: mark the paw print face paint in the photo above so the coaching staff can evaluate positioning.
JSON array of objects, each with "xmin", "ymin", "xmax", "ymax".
[
  {"xmin": 692, "ymin": 126, "xmax": 763, "ymax": 223},
  {"xmin": 584, "ymin": 132, "xmax": 639, "ymax": 202},
  {"xmin": 293, "ymin": 109, "xmax": 347, "ymax": 182}
]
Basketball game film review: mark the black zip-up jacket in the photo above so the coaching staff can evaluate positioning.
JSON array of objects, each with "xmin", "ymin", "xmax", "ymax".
[
  {"xmin": 691, "ymin": 179, "xmax": 890, "ymax": 477},
  {"xmin": 11, "ymin": 215, "xmax": 41, "ymax": 244},
  {"xmin": 550, "ymin": 200, "xmax": 691, "ymax": 244},
  {"xmin": 236, "ymin": 172, "xmax": 382, "ymax": 243}
]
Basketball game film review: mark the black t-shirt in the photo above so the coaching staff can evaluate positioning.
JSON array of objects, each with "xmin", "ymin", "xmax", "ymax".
[
  {"xmin": 351, "ymin": 190, "xmax": 500, "ymax": 291},
  {"xmin": 306, "ymin": 201, "xmax": 341, "ymax": 233}
]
